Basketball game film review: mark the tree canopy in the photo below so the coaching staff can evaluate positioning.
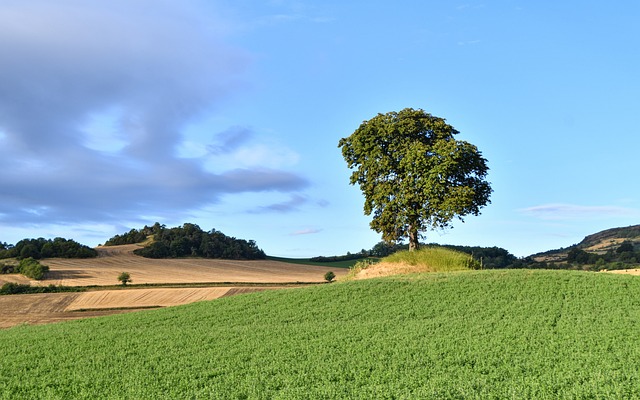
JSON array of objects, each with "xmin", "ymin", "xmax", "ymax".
[
  {"xmin": 105, "ymin": 223, "xmax": 267, "ymax": 260},
  {"xmin": 0, "ymin": 237, "xmax": 97, "ymax": 259},
  {"xmin": 338, "ymin": 108, "xmax": 492, "ymax": 250}
]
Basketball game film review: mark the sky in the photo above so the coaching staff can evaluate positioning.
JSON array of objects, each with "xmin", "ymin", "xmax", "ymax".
[{"xmin": 1, "ymin": 0, "xmax": 639, "ymax": 258}]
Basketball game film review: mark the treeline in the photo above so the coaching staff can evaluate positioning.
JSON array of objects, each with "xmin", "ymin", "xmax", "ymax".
[
  {"xmin": 0, "ymin": 257, "xmax": 50, "ymax": 280},
  {"xmin": 0, "ymin": 238, "xmax": 97, "ymax": 260},
  {"xmin": 105, "ymin": 223, "xmax": 266, "ymax": 260},
  {"xmin": 0, "ymin": 282, "xmax": 84, "ymax": 295},
  {"xmin": 312, "ymin": 241, "xmax": 518, "ymax": 269}
]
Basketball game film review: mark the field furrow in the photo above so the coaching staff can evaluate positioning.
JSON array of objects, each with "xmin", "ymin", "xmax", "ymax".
[
  {"xmin": 65, "ymin": 287, "xmax": 233, "ymax": 310},
  {"xmin": 37, "ymin": 244, "xmax": 344, "ymax": 286}
]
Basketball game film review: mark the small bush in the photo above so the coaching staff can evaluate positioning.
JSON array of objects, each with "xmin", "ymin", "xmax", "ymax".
[
  {"xmin": 324, "ymin": 271, "xmax": 336, "ymax": 283},
  {"xmin": 118, "ymin": 272, "xmax": 132, "ymax": 286},
  {"xmin": 1, "ymin": 263, "xmax": 16, "ymax": 274},
  {"xmin": 17, "ymin": 257, "xmax": 49, "ymax": 280}
]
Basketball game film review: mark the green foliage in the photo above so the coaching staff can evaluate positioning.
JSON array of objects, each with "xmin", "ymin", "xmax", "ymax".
[
  {"xmin": 383, "ymin": 247, "xmax": 480, "ymax": 271},
  {"xmin": 0, "ymin": 262, "xmax": 17, "ymax": 274},
  {"xmin": 0, "ymin": 237, "xmax": 97, "ymax": 260},
  {"xmin": 323, "ymin": 271, "xmax": 335, "ymax": 282},
  {"xmin": 0, "ymin": 283, "xmax": 85, "ymax": 295},
  {"xmin": 117, "ymin": 272, "xmax": 131, "ymax": 286},
  {"xmin": 309, "ymin": 252, "xmax": 365, "ymax": 263},
  {"xmin": 434, "ymin": 244, "xmax": 517, "ymax": 269},
  {"xmin": 2, "ymin": 270, "xmax": 640, "ymax": 398},
  {"xmin": 17, "ymin": 257, "xmax": 49, "ymax": 280},
  {"xmin": 523, "ymin": 244, "xmax": 640, "ymax": 271},
  {"xmin": 617, "ymin": 240, "xmax": 635, "ymax": 253},
  {"xmin": 131, "ymin": 223, "xmax": 266, "ymax": 260},
  {"xmin": 104, "ymin": 222, "xmax": 165, "ymax": 246},
  {"xmin": 338, "ymin": 108, "xmax": 492, "ymax": 250}
]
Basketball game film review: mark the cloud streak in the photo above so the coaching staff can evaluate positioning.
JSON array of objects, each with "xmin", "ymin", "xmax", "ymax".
[
  {"xmin": 520, "ymin": 203, "xmax": 640, "ymax": 221},
  {"xmin": 0, "ymin": 1, "xmax": 309, "ymax": 229}
]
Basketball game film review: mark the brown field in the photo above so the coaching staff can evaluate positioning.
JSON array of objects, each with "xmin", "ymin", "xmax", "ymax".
[
  {"xmin": 0, "ymin": 292, "xmax": 138, "ymax": 329},
  {"xmin": 604, "ymin": 268, "xmax": 640, "ymax": 276},
  {"xmin": 1, "ymin": 245, "xmax": 346, "ymax": 328},
  {"xmin": 65, "ymin": 286, "xmax": 277, "ymax": 311},
  {"xmin": 35, "ymin": 244, "xmax": 344, "ymax": 286}
]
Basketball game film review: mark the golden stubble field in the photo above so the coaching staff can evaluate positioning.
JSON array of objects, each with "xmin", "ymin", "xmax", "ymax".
[{"xmin": 0, "ymin": 245, "xmax": 346, "ymax": 328}]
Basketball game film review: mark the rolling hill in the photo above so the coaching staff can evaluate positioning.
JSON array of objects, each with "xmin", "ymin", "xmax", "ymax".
[{"xmin": 530, "ymin": 224, "xmax": 640, "ymax": 263}]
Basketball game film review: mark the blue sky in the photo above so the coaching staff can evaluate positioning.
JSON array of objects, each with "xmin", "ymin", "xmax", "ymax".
[{"xmin": 1, "ymin": 0, "xmax": 639, "ymax": 257}]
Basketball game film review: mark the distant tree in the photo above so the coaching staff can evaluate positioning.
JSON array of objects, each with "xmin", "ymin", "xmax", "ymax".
[
  {"xmin": 20, "ymin": 243, "xmax": 41, "ymax": 259},
  {"xmin": 339, "ymin": 108, "xmax": 492, "ymax": 251},
  {"xmin": 118, "ymin": 272, "xmax": 132, "ymax": 286},
  {"xmin": 617, "ymin": 241, "xmax": 635, "ymax": 253},
  {"xmin": 324, "ymin": 271, "xmax": 336, "ymax": 283}
]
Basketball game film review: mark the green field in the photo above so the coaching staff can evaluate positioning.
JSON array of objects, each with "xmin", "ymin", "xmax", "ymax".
[{"xmin": 2, "ymin": 269, "xmax": 640, "ymax": 398}]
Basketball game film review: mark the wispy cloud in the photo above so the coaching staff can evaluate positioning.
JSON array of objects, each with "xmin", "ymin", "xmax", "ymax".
[
  {"xmin": 520, "ymin": 203, "xmax": 640, "ymax": 220},
  {"xmin": 249, "ymin": 194, "xmax": 308, "ymax": 214},
  {"xmin": 290, "ymin": 228, "xmax": 322, "ymax": 236}
]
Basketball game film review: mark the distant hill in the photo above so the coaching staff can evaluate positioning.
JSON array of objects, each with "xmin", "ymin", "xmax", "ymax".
[
  {"xmin": 526, "ymin": 224, "xmax": 640, "ymax": 269},
  {"xmin": 575, "ymin": 225, "xmax": 640, "ymax": 253}
]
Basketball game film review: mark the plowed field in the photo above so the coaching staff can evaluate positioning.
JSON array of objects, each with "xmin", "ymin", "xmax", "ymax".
[
  {"xmin": 37, "ymin": 245, "xmax": 341, "ymax": 286},
  {"xmin": 1, "ymin": 245, "xmax": 346, "ymax": 328}
]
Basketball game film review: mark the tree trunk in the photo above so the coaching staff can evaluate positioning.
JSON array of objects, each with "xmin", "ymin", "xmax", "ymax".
[{"xmin": 408, "ymin": 225, "xmax": 419, "ymax": 251}]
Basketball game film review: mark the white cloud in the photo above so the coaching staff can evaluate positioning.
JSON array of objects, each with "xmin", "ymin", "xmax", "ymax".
[{"xmin": 520, "ymin": 203, "xmax": 640, "ymax": 220}]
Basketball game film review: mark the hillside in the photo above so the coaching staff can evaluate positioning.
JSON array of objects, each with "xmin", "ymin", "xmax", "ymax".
[
  {"xmin": 576, "ymin": 224, "xmax": 640, "ymax": 252},
  {"xmin": 2, "ymin": 270, "xmax": 640, "ymax": 398},
  {"xmin": 529, "ymin": 224, "xmax": 640, "ymax": 264}
]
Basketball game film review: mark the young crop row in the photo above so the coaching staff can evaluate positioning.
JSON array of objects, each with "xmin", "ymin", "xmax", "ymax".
[{"xmin": 1, "ymin": 270, "xmax": 640, "ymax": 398}]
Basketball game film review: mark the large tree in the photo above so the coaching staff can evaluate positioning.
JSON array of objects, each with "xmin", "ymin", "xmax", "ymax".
[{"xmin": 338, "ymin": 108, "xmax": 492, "ymax": 251}]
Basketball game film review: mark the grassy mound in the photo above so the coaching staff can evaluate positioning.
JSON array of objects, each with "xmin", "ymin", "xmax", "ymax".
[
  {"xmin": 2, "ymin": 270, "xmax": 640, "ymax": 398},
  {"xmin": 348, "ymin": 246, "xmax": 477, "ymax": 279}
]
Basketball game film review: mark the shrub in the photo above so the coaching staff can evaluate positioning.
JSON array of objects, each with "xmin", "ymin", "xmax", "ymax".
[
  {"xmin": 118, "ymin": 272, "xmax": 132, "ymax": 286},
  {"xmin": 17, "ymin": 257, "xmax": 49, "ymax": 280},
  {"xmin": 324, "ymin": 271, "xmax": 336, "ymax": 283},
  {"xmin": 0, "ymin": 283, "xmax": 85, "ymax": 295}
]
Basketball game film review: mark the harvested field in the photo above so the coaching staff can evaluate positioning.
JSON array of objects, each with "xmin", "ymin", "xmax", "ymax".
[
  {"xmin": 605, "ymin": 268, "xmax": 640, "ymax": 276},
  {"xmin": 65, "ymin": 286, "xmax": 276, "ymax": 311},
  {"xmin": 0, "ymin": 292, "xmax": 140, "ymax": 329},
  {"xmin": 37, "ymin": 244, "xmax": 346, "ymax": 286},
  {"xmin": 1, "ymin": 245, "xmax": 343, "ymax": 328},
  {"xmin": 1, "ymin": 286, "xmax": 281, "ymax": 329}
]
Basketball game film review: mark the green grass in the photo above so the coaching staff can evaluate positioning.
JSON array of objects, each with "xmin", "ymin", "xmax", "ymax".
[{"xmin": 2, "ymin": 270, "xmax": 640, "ymax": 398}]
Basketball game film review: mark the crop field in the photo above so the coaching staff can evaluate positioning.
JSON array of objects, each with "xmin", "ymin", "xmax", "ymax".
[
  {"xmin": 38, "ymin": 245, "xmax": 344, "ymax": 286},
  {"xmin": 1, "ymin": 245, "xmax": 343, "ymax": 328},
  {"xmin": 65, "ymin": 287, "xmax": 271, "ymax": 311},
  {"xmin": 2, "ymin": 269, "xmax": 640, "ymax": 398},
  {"xmin": 0, "ymin": 292, "xmax": 141, "ymax": 328}
]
